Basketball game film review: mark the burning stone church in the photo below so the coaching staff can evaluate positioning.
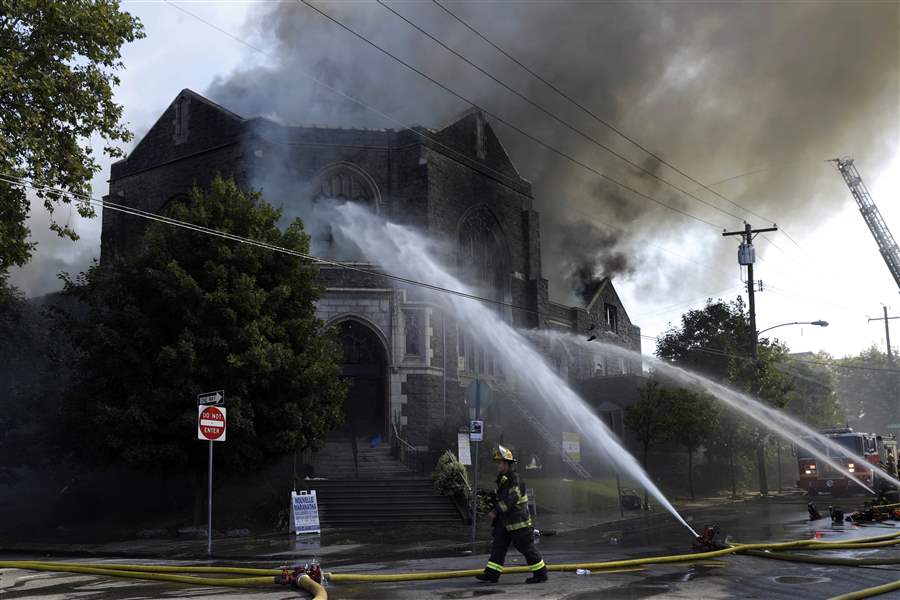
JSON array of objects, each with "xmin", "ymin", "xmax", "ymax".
[{"xmin": 101, "ymin": 90, "xmax": 642, "ymax": 473}]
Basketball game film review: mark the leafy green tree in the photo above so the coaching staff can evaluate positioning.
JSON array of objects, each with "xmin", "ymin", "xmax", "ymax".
[
  {"xmin": 58, "ymin": 178, "xmax": 347, "ymax": 517},
  {"xmin": 657, "ymin": 297, "xmax": 793, "ymax": 496},
  {"xmin": 781, "ymin": 352, "xmax": 844, "ymax": 428},
  {"xmin": 666, "ymin": 388, "xmax": 719, "ymax": 501},
  {"xmin": 0, "ymin": 1, "xmax": 143, "ymax": 273},
  {"xmin": 625, "ymin": 378, "xmax": 672, "ymax": 507},
  {"xmin": 625, "ymin": 379, "xmax": 671, "ymax": 471},
  {"xmin": 833, "ymin": 346, "xmax": 898, "ymax": 432}
]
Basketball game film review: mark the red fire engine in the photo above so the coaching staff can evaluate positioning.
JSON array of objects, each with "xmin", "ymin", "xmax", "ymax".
[{"xmin": 796, "ymin": 428, "xmax": 898, "ymax": 496}]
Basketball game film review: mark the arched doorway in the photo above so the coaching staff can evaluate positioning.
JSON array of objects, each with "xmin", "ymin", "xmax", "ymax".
[{"xmin": 336, "ymin": 319, "xmax": 388, "ymax": 439}]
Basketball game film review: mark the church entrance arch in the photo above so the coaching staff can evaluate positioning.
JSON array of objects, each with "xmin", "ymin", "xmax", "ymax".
[{"xmin": 334, "ymin": 318, "xmax": 389, "ymax": 440}]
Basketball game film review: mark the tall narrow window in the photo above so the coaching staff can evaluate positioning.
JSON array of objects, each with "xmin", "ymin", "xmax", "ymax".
[
  {"xmin": 604, "ymin": 303, "xmax": 618, "ymax": 333},
  {"xmin": 173, "ymin": 96, "xmax": 190, "ymax": 144},
  {"xmin": 476, "ymin": 112, "xmax": 486, "ymax": 160}
]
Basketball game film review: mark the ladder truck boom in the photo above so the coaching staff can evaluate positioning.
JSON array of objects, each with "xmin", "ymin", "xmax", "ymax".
[{"xmin": 831, "ymin": 157, "xmax": 900, "ymax": 293}]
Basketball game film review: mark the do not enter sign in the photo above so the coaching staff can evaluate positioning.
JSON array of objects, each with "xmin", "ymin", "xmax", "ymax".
[{"xmin": 198, "ymin": 406, "xmax": 227, "ymax": 441}]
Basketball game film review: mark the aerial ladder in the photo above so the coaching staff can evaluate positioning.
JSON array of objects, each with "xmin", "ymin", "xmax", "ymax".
[{"xmin": 831, "ymin": 158, "xmax": 900, "ymax": 293}]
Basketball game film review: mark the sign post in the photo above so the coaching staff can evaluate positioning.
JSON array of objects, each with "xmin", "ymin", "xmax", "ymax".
[
  {"xmin": 198, "ymin": 392, "xmax": 226, "ymax": 556},
  {"xmin": 470, "ymin": 379, "xmax": 481, "ymax": 550}
]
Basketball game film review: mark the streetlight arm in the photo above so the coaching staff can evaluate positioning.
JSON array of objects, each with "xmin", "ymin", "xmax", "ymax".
[{"xmin": 757, "ymin": 321, "xmax": 828, "ymax": 336}]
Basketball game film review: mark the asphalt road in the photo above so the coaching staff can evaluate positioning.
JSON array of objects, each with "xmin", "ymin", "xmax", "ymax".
[{"xmin": 3, "ymin": 498, "xmax": 900, "ymax": 599}]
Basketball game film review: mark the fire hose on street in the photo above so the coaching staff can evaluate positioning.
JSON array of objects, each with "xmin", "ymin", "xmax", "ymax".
[{"xmin": 4, "ymin": 530, "xmax": 900, "ymax": 599}]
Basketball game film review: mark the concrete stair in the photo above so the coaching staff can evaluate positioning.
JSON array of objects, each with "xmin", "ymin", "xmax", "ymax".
[
  {"xmin": 312, "ymin": 438, "xmax": 420, "ymax": 480},
  {"xmin": 304, "ymin": 478, "xmax": 463, "ymax": 526}
]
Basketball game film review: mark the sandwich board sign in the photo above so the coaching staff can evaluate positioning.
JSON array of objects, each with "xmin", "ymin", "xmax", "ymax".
[
  {"xmin": 291, "ymin": 490, "xmax": 321, "ymax": 535},
  {"xmin": 457, "ymin": 432, "xmax": 472, "ymax": 465}
]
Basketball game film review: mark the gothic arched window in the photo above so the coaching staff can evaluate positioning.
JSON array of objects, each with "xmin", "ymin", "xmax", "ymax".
[
  {"xmin": 456, "ymin": 206, "xmax": 511, "ymax": 378},
  {"xmin": 457, "ymin": 207, "xmax": 510, "ymax": 303},
  {"xmin": 310, "ymin": 162, "xmax": 380, "ymax": 211},
  {"xmin": 308, "ymin": 163, "xmax": 381, "ymax": 258}
]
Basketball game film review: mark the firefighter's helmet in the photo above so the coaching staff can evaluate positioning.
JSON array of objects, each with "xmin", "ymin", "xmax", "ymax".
[{"xmin": 493, "ymin": 445, "xmax": 517, "ymax": 463}]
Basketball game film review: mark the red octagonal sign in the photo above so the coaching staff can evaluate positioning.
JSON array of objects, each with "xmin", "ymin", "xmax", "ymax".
[{"xmin": 198, "ymin": 406, "xmax": 226, "ymax": 441}]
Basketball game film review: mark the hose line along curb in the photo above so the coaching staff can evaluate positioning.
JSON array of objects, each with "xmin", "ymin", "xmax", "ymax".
[{"xmin": 3, "ymin": 530, "xmax": 900, "ymax": 588}]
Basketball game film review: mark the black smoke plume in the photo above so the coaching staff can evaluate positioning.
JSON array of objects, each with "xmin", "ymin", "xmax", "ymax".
[{"xmin": 204, "ymin": 1, "xmax": 897, "ymax": 303}]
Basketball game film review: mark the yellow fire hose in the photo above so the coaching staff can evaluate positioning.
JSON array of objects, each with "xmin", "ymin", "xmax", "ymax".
[
  {"xmin": 2, "ymin": 530, "xmax": 900, "ymax": 598},
  {"xmin": 829, "ymin": 580, "xmax": 900, "ymax": 600}
]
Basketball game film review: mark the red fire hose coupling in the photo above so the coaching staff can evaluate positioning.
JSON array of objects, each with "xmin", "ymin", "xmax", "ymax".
[{"xmin": 275, "ymin": 563, "xmax": 324, "ymax": 587}]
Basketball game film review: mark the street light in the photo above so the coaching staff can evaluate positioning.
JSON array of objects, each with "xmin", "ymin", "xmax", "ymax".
[{"xmin": 757, "ymin": 320, "xmax": 829, "ymax": 337}]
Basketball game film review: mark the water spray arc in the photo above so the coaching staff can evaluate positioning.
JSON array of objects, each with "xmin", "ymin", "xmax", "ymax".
[
  {"xmin": 328, "ymin": 202, "xmax": 698, "ymax": 538},
  {"xmin": 541, "ymin": 331, "xmax": 900, "ymax": 495}
]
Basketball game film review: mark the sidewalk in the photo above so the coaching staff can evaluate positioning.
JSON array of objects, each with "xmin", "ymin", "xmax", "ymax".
[{"xmin": 0, "ymin": 492, "xmax": 801, "ymax": 563}]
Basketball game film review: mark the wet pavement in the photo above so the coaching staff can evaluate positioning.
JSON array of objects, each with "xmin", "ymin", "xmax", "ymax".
[{"xmin": 4, "ymin": 497, "xmax": 900, "ymax": 598}]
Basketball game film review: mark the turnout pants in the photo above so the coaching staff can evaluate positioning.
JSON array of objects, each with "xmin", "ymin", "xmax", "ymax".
[{"xmin": 484, "ymin": 526, "xmax": 546, "ymax": 576}]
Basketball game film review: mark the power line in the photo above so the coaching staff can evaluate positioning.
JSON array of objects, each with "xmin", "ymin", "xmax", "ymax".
[
  {"xmin": 634, "ymin": 286, "xmax": 744, "ymax": 319},
  {"xmin": 161, "ymin": 1, "xmax": 837, "ymax": 319},
  {"xmin": 1, "ymin": 174, "xmax": 545, "ymax": 313},
  {"xmin": 639, "ymin": 334, "xmax": 900, "ymax": 374},
  {"xmin": 13, "ymin": 174, "xmax": 890, "ymax": 379},
  {"xmin": 295, "ymin": 0, "xmax": 727, "ymax": 230},
  {"xmin": 374, "ymin": 0, "xmax": 746, "ymax": 224},
  {"xmin": 429, "ymin": 0, "xmax": 813, "ymax": 261}
]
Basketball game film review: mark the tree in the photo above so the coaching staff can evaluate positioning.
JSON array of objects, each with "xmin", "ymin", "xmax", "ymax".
[
  {"xmin": 781, "ymin": 352, "xmax": 844, "ymax": 428},
  {"xmin": 666, "ymin": 388, "xmax": 719, "ymax": 501},
  {"xmin": 625, "ymin": 379, "xmax": 670, "ymax": 471},
  {"xmin": 624, "ymin": 378, "xmax": 672, "ymax": 507},
  {"xmin": 0, "ymin": 1, "xmax": 143, "ymax": 273},
  {"xmin": 657, "ymin": 297, "xmax": 794, "ymax": 496},
  {"xmin": 833, "ymin": 346, "xmax": 897, "ymax": 432},
  {"xmin": 58, "ymin": 178, "xmax": 347, "ymax": 517}
]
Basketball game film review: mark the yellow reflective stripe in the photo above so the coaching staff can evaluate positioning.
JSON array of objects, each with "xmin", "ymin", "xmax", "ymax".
[
  {"xmin": 505, "ymin": 519, "xmax": 532, "ymax": 531},
  {"xmin": 497, "ymin": 500, "xmax": 508, "ymax": 512},
  {"xmin": 529, "ymin": 560, "xmax": 545, "ymax": 571},
  {"xmin": 486, "ymin": 562, "xmax": 504, "ymax": 572},
  {"xmin": 517, "ymin": 495, "xmax": 529, "ymax": 505}
]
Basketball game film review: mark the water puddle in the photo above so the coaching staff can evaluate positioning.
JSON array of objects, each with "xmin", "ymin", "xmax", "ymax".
[{"xmin": 773, "ymin": 575, "xmax": 831, "ymax": 584}]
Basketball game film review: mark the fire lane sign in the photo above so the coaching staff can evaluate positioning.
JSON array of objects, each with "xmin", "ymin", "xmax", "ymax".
[{"xmin": 198, "ymin": 405, "xmax": 227, "ymax": 441}]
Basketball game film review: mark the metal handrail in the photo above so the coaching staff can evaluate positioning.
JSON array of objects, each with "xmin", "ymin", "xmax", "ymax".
[{"xmin": 391, "ymin": 419, "xmax": 421, "ymax": 472}]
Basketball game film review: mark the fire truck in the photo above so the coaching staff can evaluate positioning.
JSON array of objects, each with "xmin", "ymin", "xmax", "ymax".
[{"xmin": 796, "ymin": 428, "xmax": 898, "ymax": 496}]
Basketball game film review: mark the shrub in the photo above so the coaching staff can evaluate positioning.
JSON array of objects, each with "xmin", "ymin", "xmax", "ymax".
[{"xmin": 432, "ymin": 450, "xmax": 470, "ymax": 505}]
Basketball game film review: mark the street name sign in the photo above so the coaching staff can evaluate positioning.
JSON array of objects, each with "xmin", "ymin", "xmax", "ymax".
[{"xmin": 198, "ymin": 390, "xmax": 224, "ymax": 406}]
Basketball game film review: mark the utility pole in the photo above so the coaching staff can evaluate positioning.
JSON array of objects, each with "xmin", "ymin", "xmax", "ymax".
[
  {"xmin": 723, "ymin": 222, "xmax": 778, "ymax": 496},
  {"xmin": 869, "ymin": 306, "xmax": 897, "ymax": 366},
  {"xmin": 869, "ymin": 306, "xmax": 899, "ymax": 416}
]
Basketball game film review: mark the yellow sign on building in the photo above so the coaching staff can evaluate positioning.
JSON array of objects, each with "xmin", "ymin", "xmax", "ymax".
[{"xmin": 562, "ymin": 432, "xmax": 581, "ymax": 463}]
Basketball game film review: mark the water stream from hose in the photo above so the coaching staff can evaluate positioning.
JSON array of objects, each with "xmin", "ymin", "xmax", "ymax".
[
  {"xmin": 536, "ymin": 331, "xmax": 900, "ymax": 495},
  {"xmin": 329, "ymin": 202, "xmax": 699, "ymax": 537}
]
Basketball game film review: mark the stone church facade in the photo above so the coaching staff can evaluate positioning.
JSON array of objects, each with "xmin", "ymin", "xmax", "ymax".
[{"xmin": 101, "ymin": 90, "xmax": 642, "ymax": 465}]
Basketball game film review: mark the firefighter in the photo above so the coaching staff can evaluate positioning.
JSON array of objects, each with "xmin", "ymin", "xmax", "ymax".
[{"xmin": 475, "ymin": 445, "xmax": 548, "ymax": 584}]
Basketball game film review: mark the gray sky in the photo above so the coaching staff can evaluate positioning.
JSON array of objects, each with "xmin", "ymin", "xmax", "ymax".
[{"xmin": 8, "ymin": 0, "xmax": 900, "ymax": 359}]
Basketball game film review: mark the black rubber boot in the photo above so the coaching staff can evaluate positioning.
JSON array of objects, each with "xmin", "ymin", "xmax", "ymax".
[
  {"xmin": 475, "ymin": 570, "xmax": 500, "ymax": 583},
  {"xmin": 525, "ymin": 568, "xmax": 548, "ymax": 584}
]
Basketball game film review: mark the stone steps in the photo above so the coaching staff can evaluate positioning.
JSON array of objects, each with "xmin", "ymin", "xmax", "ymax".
[{"xmin": 303, "ymin": 478, "xmax": 462, "ymax": 526}]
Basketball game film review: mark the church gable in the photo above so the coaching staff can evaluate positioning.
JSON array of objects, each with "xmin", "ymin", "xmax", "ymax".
[
  {"xmin": 432, "ymin": 109, "xmax": 522, "ymax": 179},
  {"xmin": 585, "ymin": 278, "xmax": 635, "ymax": 336},
  {"xmin": 113, "ymin": 89, "xmax": 245, "ymax": 179}
]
